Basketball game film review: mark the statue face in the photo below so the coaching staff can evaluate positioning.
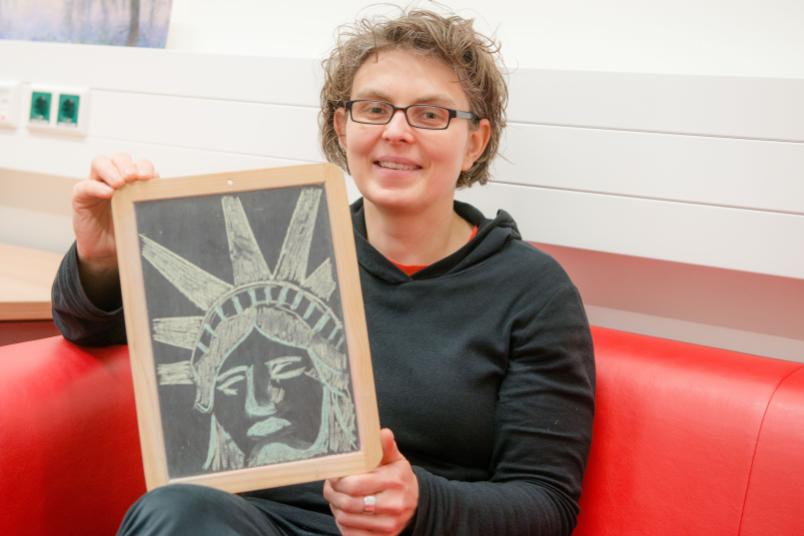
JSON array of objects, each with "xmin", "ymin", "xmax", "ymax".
[{"xmin": 212, "ymin": 329, "xmax": 324, "ymax": 463}]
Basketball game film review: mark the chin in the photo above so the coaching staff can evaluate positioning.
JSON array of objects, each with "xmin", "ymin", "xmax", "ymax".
[
  {"xmin": 361, "ymin": 184, "xmax": 426, "ymax": 212},
  {"xmin": 248, "ymin": 438, "xmax": 319, "ymax": 466}
]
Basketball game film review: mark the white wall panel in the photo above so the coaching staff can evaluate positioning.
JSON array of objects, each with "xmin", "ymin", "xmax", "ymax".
[
  {"xmin": 456, "ymin": 182, "xmax": 804, "ymax": 280},
  {"xmin": 495, "ymin": 124, "xmax": 804, "ymax": 214},
  {"xmin": 0, "ymin": 41, "xmax": 321, "ymax": 106},
  {"xmin": 89, "ymin": 92, "xmax": 322, "ymax": 163},
  {"xmin": 167, "ymin": 0, "xmax": 804, "ymax": 79},
  {"xmin": 0, "ymin": 205, "xmax": 73, "ymax": 254},
  {"xmin": 509, "ymin": 70, "xmax": 804, "ymax": 142}
]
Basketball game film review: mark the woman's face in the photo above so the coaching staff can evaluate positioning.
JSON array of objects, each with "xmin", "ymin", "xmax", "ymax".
[{"xmin": 334, "ymin": 48, "xmax": 490, "ymax": 215}]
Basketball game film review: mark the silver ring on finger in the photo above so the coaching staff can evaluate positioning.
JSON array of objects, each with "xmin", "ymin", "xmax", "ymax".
[{"xmin": 362, "ymin": 494, "xmax": 377, "ymax": 515}]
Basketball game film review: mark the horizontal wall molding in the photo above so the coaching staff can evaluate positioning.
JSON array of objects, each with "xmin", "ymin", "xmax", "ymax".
[{"xmin": 0, "ymin": 130, "xmax": 307, "ymax": 179}]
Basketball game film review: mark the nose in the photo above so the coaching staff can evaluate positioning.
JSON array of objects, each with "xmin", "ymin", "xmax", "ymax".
[
  {"xmin": 381, "ymin": 108, "xmax": 414, "ymax": 142},
  {"xmin": 244, "ymin": 365, "xmax": 277, "ymax": 418}
]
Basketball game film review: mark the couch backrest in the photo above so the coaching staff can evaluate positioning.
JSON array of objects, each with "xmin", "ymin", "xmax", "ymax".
[
  {"xmin": 2, "ymin": 329, "xmax": 802, "ymax": 535},
  {"xmin": 0, "ymin": 337, "xmax": 144, "ymax": 536},
  {"xmin": 575, "ymin": 327, "xmax": 804, "ymax": 535}
]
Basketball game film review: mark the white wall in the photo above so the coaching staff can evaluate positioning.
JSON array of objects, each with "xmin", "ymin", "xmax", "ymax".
[
  {"xmin": 1, "ymin": 1, "xmax": 802, "ymax": 361},
  {"xmin": 167, "ymin": 0, "xmax": 804, "ymax": 78}
]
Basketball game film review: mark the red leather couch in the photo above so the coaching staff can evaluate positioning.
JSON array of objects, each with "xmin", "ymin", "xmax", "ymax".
[{"xmin": 2, "ymin": 328, "xmax": 802, "ymax": 535}]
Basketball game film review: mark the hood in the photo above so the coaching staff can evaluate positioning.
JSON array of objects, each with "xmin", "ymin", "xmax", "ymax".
[{"xmin": 350, "ymin": 198, "xmax": 522, "ymax": 284}]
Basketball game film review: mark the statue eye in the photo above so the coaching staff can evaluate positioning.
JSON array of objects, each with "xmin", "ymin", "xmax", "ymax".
[
  {"xmin": 266, "ymin": 355, "xmax": 307, "ymax": 381},
  {"xmin": 216, "ymin": 374, "xmax": 244, "ymax": 396},
  {"xmin": 215, "ymin": 365, "xmax": 247, "ymax": 396}
]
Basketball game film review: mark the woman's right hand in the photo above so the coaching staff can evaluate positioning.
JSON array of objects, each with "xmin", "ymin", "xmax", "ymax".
[{"xmin": 73, "ymin": 153, "xmax": 158, "ymax": 275}]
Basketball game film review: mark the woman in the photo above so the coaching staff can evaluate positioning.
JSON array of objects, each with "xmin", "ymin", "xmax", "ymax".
[{"xmin": 53, "ymin": 9, "xmax": 594, "ymax": 536}]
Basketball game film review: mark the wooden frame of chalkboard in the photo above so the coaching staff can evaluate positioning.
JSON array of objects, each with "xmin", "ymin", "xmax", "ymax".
[{"xmin": 112, "ymin": 163, "xmax": 381, "ymax": 493}]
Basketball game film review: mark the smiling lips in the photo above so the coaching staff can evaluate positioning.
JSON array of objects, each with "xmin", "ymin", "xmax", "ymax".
[{"xmin": 375, "ymin": 158, "xmax": 421, "ymax": 171}]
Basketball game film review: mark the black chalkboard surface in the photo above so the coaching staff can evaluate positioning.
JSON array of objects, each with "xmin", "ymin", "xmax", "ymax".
[{"xmin": 112, "ymin": 164, "xmax": 380, "ymax": 493}]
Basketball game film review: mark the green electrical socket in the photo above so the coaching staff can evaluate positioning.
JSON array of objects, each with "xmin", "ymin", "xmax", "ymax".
[
  {"xmin": 28, "ymin": 85, "xmax": 89, "ymax": 135},
  {"xmin": 30, "ymin": 91, "xmax": 52, "ymax": 123},
  {"xmin": 57, "ymin": 94, "xmax": 80, "ymax": 126}
]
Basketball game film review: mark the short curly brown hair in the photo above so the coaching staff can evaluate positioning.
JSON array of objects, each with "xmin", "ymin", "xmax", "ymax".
[{"xmin": 319, "ymin": 8, "xmax": 508, "ymax": 188}]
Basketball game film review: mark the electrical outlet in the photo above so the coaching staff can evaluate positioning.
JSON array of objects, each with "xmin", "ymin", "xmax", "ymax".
[
  {"xmin": 29, "ymin": 90, "xmax": 52, "ymax": 124},
  {"xmin": 28, "ymin": 85, "xmax": 90, "ymax": 135},
  {"xmin": 57, "ymin": 93, "xmax": 81, "ymax": 127},
  {"xmin": 0, "ymin": 81, "xmax": 22, "ymax": 128}
]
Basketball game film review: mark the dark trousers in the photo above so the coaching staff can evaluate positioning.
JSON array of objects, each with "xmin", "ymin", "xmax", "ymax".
[{"xmin": 117, "ymin": 484, "xmax": 340, "ymax": 536}]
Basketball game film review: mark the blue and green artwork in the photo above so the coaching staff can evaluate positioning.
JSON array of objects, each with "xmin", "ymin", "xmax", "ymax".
[{"xmin": 0, "ymin": 0, "xmax": 172, "ymax": 48}]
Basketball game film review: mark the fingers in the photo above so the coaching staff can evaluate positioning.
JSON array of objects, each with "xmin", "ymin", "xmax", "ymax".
[
  {"xmin": 73, "ymin": 177, "xmax": 114, "ymax": 200},
  {"xmin": 324, "ymin": 428, "xmax": 417, "ymax": 534},
  {"xmin": 136, "ymin": 158, "xmax": 159, "ymax": 179},
  {"xmin": 332, "ymin": 522, "xmax": 385, "ymax": 536},
  {"xmin": 323, "ymin": 479, "xmax": 368, "ymax": 514},
  {"xmin": 332, "ymin": 505, "xmax": 406, "ymax": 535},
  {"xmin": 328, "ymin": 471, "xmax": 392, "ymax": 499},
  {"xmin": 327, "ymin": 492, "xmax": 408, "ymax": 535},
  {"xmin": 327, "ymin": 429, "xmax": 409, "ymax": 499},
  {"xmin": 89, "ymin": 153, "xmax": 158, "ymax": 189},
  {"xmin": 380, "ymin": 428, "xmax": 403, "ymax": 465}
]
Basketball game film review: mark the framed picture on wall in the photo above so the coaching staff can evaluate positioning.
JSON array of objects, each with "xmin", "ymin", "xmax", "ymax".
[{"xmin": 111, "ymin": 163, "xmax": 381, "ymax": 493}]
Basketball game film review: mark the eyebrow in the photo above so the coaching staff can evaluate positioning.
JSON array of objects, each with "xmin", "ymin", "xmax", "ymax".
[
  {"xmin": 352, "ymin": 89, "xmax": 457, "ymax": 107},
  {"xmin": 217, "ymin": 365, "xmax": 247, "ymax": 382}
]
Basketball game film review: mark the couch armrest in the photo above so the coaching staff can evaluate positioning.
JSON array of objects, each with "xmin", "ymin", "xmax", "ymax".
[
  {"xmin": 0, "ymin": 336, "xmax": 145, "ymax": 535},
  {"xmin": 575, "ymin": 327, "xmax": 802, "ymax": 535},
  {"xmin": 740, "ymin": 366, "xmax": 804, "ymax": 535}
]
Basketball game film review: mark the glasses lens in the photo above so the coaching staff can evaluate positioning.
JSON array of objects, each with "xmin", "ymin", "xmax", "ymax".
[
  {"xmin": 407, "ymin": 105, "xmax": 450, "ymax": 129},
  {"xmin": 351, "ymin": 101, "xmax": 393, "ymax": 124}
]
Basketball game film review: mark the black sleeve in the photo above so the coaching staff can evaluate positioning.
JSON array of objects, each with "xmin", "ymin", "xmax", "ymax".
[
  {"xmin": 51, "ymin": 242, "xmax": 128, "ymax": 346},
  {"xmin": 409, "ymin": 285, "xmax": 595, "ymax": 536}
]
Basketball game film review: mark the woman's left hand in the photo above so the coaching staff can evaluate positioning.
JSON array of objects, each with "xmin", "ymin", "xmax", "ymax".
[{"xmin": 324, "ymin": 428, "xmax": 419, "ymax": 535}]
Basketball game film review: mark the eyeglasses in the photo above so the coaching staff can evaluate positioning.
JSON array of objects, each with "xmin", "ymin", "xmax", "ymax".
[{"xmin": 341, "ymin": 100, "xmax": 479, "ymax": 130}]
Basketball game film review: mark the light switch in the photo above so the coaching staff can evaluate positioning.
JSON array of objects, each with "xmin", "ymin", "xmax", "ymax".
[{"xmin": 0, "ymin": 81, "xmax": 22, "ymax": 128}]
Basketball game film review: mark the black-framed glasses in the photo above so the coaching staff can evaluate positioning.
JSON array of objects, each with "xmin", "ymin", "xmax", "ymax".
[{"xmin": 341, "ymin": 100, "xmax": 479, "ymax": 130}]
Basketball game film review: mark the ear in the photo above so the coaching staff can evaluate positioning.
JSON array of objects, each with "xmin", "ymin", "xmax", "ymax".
[
  {"xmin": 334, "ymin": 107, "xmax": 348, "ymax": 150},
  {"xmin": 461, "ymin": 118, "xmax": 491, "ymax": 172}
]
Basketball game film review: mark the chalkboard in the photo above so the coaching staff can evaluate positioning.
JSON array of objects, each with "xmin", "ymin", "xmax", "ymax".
[{"xmin": 112, "ymin": 164, "xmax": 381, "ymax": 493}]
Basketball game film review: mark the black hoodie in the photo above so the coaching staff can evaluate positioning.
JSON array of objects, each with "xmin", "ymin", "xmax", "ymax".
[{"xmin": 52, "ymin": 199, "xmax": 594, "ymax": 536}]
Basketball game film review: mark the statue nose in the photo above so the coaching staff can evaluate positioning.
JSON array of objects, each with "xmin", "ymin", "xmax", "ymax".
[{"xmin": 244, "ymin": 365, "xmax": 278, "ymax": 417}]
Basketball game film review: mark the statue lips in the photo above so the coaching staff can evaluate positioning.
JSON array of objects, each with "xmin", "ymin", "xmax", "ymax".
[{"xmin": 247, "ymin": 417, "xmax": 291, "ymax": 439}]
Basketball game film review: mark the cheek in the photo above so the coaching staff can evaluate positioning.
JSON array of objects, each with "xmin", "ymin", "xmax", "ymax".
[
  {"xmin": 342, "ymin": 123, "xmax": 361, "ymax": 149},
  {"xmin": 432, "ymin": 133, "xmax": 471, "ymax": 169},
  {"xmin": 343, "ymin": 128, "xmax": 377, "ymax": 166}
]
